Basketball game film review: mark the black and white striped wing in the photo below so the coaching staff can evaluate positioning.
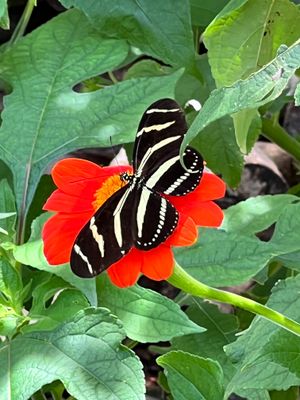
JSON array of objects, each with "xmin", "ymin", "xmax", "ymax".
[
  {"xmin": 143, "ymin": 146, "xmax": 204, "ymax": 196},
  {"xmin": 133, "ymin": 185, "xmax": 179, "ymax": 250},
  {"xmin": 133, "ymin": 98, "xmax": 186, "ymax": 176},
  {"xmin": 70, "ymin": 184, "xmax": 135, "ymax": 278},
  {"xmin": 133, "ymin": 98, "xmax": 204, "ymax": 196}
]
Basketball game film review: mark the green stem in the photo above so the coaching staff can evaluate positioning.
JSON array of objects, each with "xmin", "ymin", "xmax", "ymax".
[
  {"xmin": 262, "ymin": 118, "xmax": 300, "ymax": 162},
  {"xmin": 108, "ymin": 71, "xmax": 118, "ymax": 84},
  {"xmin": 168, "ymin": 263, "xmax": 300, "ymax": 336},
  {"xmin": 8, "ymin": 0, "xmax": 36, "ymax": 46}
]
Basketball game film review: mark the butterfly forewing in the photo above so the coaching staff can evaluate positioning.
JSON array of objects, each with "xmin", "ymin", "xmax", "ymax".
[
  {"xmin": 70, "ymin": 184, "xmax": 135, "ymax": 277},
  {"xmin": 133, "ymin": 186, "xmax": 179, "ymax": 250},
  {"xmin": 133, "ymin": 98, "xmax": 187, "ymax": 177}
]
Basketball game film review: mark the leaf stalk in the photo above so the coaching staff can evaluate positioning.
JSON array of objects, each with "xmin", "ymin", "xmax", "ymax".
[
  {"xmin": 8, "ymin": 0, "xmax": 37, "ymax": 46},
  {"xmin": 262, "ymin": 118, "xmax": 300, "ymax": 162},
  {"xmin": 168, "ymin": 263, "xmax": 300, "ymax": 337}
]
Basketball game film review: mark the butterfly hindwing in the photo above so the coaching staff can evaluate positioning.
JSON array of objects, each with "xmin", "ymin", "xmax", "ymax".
[
  {"xmin": 70, "ymin": 184, "xmax": 135, "ymax": 278},
  {"xmin": 133, "ymin": 185, "xmax": 179, "ymax": 250},
  {"xmin": 144, "ymin": 146, "xmax": 204, "ymax": 196}
]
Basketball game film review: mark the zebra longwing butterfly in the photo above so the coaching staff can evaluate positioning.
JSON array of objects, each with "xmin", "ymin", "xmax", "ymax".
[{"xmin": 71, "ymin": 98, "xmax": 204, "ymax": 278}]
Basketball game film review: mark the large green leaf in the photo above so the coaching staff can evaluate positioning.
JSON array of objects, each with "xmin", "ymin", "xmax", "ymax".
[
  {"xmin": 0, "ymin": 308, "xmax": 145, "ymax": 400},
  {"xmin": 171, "ymin": 299, "xmax": 238, "ymax": 383},
  {"xmin": 204, "ymin": 0, "xmax": 300, "ymax": 87},
  {"xmin": 157, "ymin": 351, "xmax": 224, "ymax": 400},
  {"xmin": 0, "ymin": 9, "xmax": 181, "ymax": 221},
  {"xmin": 182, "ymin": 39, "xmax": 300, "ymax": 154},
  {"xmin": 60, "ymin": 0, "xmax": 195, "ymax": 68},
  {"xmin": 222, "ymin": 194, "xmax": 299, "ymax": 235},
  {"xmin": 97, "ymin": 274, "xmax": 204, "ymax": 343},
  {"xmin": 225, "ymin": 275, "xmax": 300, "ymax": 395}
]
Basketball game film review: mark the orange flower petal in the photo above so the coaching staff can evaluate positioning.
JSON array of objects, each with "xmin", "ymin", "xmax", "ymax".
[
  {"xmin": 42, "ymin": 211, "xmax": 92, "ymax": 265},
  {"xmin": 107, "ymin": 248, "xmax": 141, "ymax": 288},
  {"xmin": 167, "ymin": 214, "xmax": 198, "ymax": 247},
  {"xmin": 43, "ymin": 189, "xmax": 94, "ymax": 213},
  {"xmin": 51, "ymin": 158, "xmax": 131, "ymax": 199},
  {"xmin": 141, "ymin": 245, "xmax": 174, "ymax": 281},
  {"xmin": 183, "ymin": 200, "xmax": 224, "ymax": 227},
  {"xmin": 195, "ymin": 172, "xmax": 226, "ymax": 201}
]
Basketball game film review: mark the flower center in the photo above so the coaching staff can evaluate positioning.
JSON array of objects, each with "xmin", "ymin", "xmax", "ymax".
[{"xmin": 92, "ymin": 173, "xmax": 129, "ymax": 211}]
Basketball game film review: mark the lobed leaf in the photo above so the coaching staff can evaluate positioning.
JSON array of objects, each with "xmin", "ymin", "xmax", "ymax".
[
  {"xmin": 61, "ymin": 0, "xmax": 195, "ymax": 68},
  {"xmin": 0, "ymin": 308, "xmax": 145, "ymax": 400}
]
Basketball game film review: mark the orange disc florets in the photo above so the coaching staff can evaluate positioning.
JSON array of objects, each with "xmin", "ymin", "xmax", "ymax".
[{"xmin": 92, "ymin": 174, "xmax": 127, "ymax": 211}]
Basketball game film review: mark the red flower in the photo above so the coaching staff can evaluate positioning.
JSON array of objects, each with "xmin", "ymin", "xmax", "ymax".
[{"xmin": 42, "ymin": 158, "xmax": 225, "ymax": 288}]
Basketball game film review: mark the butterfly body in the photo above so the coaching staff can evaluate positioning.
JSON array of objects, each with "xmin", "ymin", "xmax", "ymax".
[{"xmin": 71, "ymin": 99, "xmax": 204, "ymax": 278}]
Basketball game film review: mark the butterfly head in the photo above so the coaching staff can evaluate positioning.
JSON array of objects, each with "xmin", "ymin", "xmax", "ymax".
[{"xmin": 120, "ymin": 171, "xmax": 134, "ymax": 183}]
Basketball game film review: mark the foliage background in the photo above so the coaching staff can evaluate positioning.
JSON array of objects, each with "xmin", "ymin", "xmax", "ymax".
[{"xmin": 0, "ymin": 0, "xmax": 300, "ymax": 399}]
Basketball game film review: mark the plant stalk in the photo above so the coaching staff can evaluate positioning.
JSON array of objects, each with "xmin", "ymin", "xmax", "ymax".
[
  {"xmin": 262, "ymin": 118, "xmax": 300, "ymax": 162},
  {"xmin": 168, "ymin": 263, "xmax": 300, "ymax": 337},
  {"xmin": 8, "ymin": 0, "xmax": 37, "ymax": 46}
]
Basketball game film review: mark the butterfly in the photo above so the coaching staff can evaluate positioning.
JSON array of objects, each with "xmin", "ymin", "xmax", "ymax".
[{"xmin": 70, "ymin": 98, "xmax": 204, "ymax": 278}]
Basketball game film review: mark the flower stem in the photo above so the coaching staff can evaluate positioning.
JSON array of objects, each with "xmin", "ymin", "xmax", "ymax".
[
  {"xmin": 168, "ymin": 263, "xmax": 300, "ymax": 336},
  {"xmin": 262, "ymin": 118, "xmax": 300, "ymax": 162},
  {"xmin": 8, "ymin": 0, "xmax": 37, "ymax": 46}
]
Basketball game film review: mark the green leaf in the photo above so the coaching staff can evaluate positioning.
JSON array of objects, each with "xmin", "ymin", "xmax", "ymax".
[
  {"xmin": 175, "ymin": 229, "xmax": 271, "ymax": 286},
  {"xmin": 295, "ymin": 81, "xmax": 300, "ymax": 105},
  {"xmin": 194, "ymin": 114, "xmax": 243, "ymax": 187},
  {"xmin": 270, "ymin": 201, "xmax": 300, "ymax": 252},
  {"xmin": 176, "ymin": 55, "xmax": 243, "ymax": 187},
  {"xmin": 222, "ymin": 194, "xmax": 299, "ymax": 235},
  {"xmin": 13, "ymin": 214, "xmax": 97, "ymax": 307},
  {"xmin": 225, "ymin": 275, "xmax": 300, "ymax": 395},
  {"xmin": 0, "ymin": 259, "xmax": 22, "ymax": 310},
  {"xmin": 183, "ymin": 39, "xmax": 300, "ymax": 153},
  {"xmin": 0, "ymin": 0, "xmax": 9, "ymax": 29},
  {"xmin": 0, "ymin": 180, "xmax": 16, "ymax": 241},
  {"xmin": 171, "ymin": 298, "xmax": 238, "ymax": 383},
  {"xmin": 0, "ymin": 9, "xmax": 181, "ymax": 219},
  {"xmin": 157, "ymin": 351, "xmax": 224, "ymax": 400},
  {"xmin": 204, "ymin": 0, "xmax": 300, "ymax": 87},
  {"xmin": 0, "ymin": 308, "xmax": 145, "ymax": 400},
  {"xmin": 232, "ymin": 108, "xmax": 261, "ymax": 154},
  {"xmin": 61, "ymin": 0, "xmax": 195, "ymax": 68},
  {"xmin": 24, "ymin": 276, "xmax": 90, "ymax": 333},
  {"xmin": 176, "ymin": 202, "xmax": 300, "ymax": 287},
  {"xmin": 97, "ymin": 274, "xmax": 204, "ymax": 343},
  {"xmin": 124, "ymin": 59, "xmax": 170, "ymax": 80},
  {"xmin": 189, "ymin": 0, "xmax": 228, "ymax": 27}
]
